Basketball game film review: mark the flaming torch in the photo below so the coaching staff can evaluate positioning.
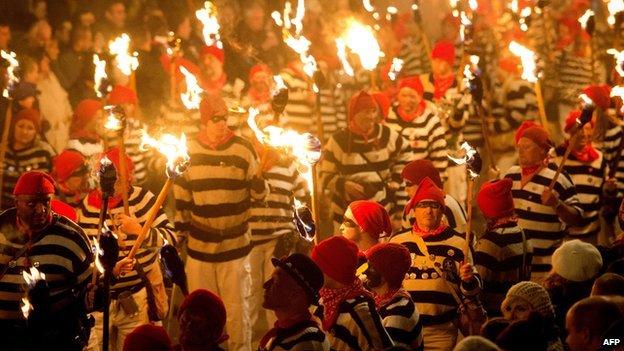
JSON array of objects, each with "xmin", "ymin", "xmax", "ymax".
[
  {"xmin": 509, "ymin": 41, "xmax": 549, "ymax": 128},
  {"xmin": 579, "ymin": 9, "xmax": 596, "ymax": 82},
  {"xmin": 128, "ymin": 132, "xmax": 190, "ymax": 260},
  {"xmin": 21, "ymin": 267, "xmax": 48, "ymax": 320},
  {"xmin": 179, "ymin": 66, "xmax": 204, "ymax": 110},
  {"xmin": 196, "ymin": 1, "xmax": 223, "ymax": 49},
  {"xmin": 108, "ymin": 33, "xmax": 138, "ymax": 90},
  {"xmin": 338, "ymin": 18, "xmax": 384, "ymax": 89},
  {"xmin": 93, "ymin": 54, "xmax": 110, "ymax": 99},
  {"xmin": 388, "ymin": 58, "xmax": 404, "ymax": 81},
  {"xmin": 104, "ymin": 105, "xmax": 130, "ymax": 215},
  {"xmin": 0, "ymin": 50, "xmax": 19, "ymax": 211}
]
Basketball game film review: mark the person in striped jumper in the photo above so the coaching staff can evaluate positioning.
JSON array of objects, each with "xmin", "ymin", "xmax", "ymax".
[
  {"xmin": 320, "ymin": 90, "xmax": 411, "ymax": 232},
  {"xmin": 260, "ymin": 253, "xmax": 330, "ymax": 351},
  {"xmin": 51, "ymin": 149, "xmax": 90, "ymax": 207},
  {"xmin": 474, "ymin": 178, "xmax": 533, "ymax": 316},
  {"xmin": 393, "ymin": 13, "xmax": 431, "ymax": 77},
  {"xmin": 552, "ymin": 111, "xmax": 605, "ymax": 244},
  {"xmin": 1, "ymin": 108, "xmax": 55, "ymax": 210},
  {"xmin": 280, "ymin": 58, "xmax": 315, "ymax": 133},
  {"xmin": 390, "ymin": 178, "xmax": 481, "ymax": 351},
  {"xmin": 79, "ymin": 148, "xmax": 176, "ymax": 351},
  {"xmin": 364, "ymin": 243, "xmax": 424, "ymax": 350},
  {"xmin": 400, "ymin": 159, "xmax": 467, "ymax": 232},
  {"xmin": 311, "ymin": 236, "xmax": 394, "ymax": 351},
  {"xmin": 503, "ymin": 121, "xmax": 583, "ymax": 281},
  {"xmin": 0, "ymin": 171, "xmax": 93, "ymax": 350},
  {"xmin": 173, "ymin": 94, "xmax": 267, "ymax": 351}
]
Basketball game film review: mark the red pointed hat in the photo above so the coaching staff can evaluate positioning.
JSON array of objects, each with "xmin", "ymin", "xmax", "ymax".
[
  {"xmin": 477, "ymin": 178, "xmax": 515, "ymax": 219},
  {"xmin": 348, "ymin": 91, "xmax": 377, "ymax": 121},
  {"xmin": 13, "ymin": 171, "xmax": 56, "ymax": 196},
  {"xmin": 178, "ymin": 289, "xmax": 228, "ymax": 344},
  {"xmin": 582, "ymin": 84, "xmax": 611, "ymax": 111},
  {"xmin": 398, "ymin": 75, "xmax": 424, "ymax": 96},
  {"xmin": 348, "ymin": 200, "xmax": 392, "ymax": 240},
  {"xmin": 404, "ymin": 177, "xmax": 445, "ymax": 215},
  {"xmin": 401, "ymin": 159, "xmax": 443, "ymax": 188},
  {"xmin": 431, "ymin": 40, "xmax": 456, "ymax": 66},
  {"xmin": 71, "ymin": 99, "xmax": 103, "ymax": 135},
  {"xmin": 311, "ymin": 236, "xmax": 359, "ymax": 285}
]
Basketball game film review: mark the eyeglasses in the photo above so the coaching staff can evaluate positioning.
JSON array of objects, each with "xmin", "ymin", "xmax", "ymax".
[
  {"xmin": 209, "ymin": 115, "xmax": 227, "ymax": 123},
  {"xmin": 415, "ymin": 201, "xmax": 442, "ymax": 209}
]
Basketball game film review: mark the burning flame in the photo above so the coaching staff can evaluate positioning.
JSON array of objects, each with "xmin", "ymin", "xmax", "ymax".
[
  {"xmin": 448, "ymin": 142, "xmax": 480, "ymax": 178},
  {"xmin": 388, "ymin": 58, "xmax": 404, "ymax": 81},
  {"xmin": 23, "ymin": 266, "xmax": 46, "ymax": 288},
  {"xmin": 104, "ymin": 106, "xmax": 122, "ymax": 131},
  {"xmin": 608, "ymin": 0, "xmax": 624, "ymax": 26},
  {"xmin": 608, "ymin": 48, "xmax": 624, "ymax": 77},
  {"xmin": 21, "ymin": 298, "xmax": 32, "ymax": 319},
  {"xmin": 339, "ymin": 19, "xmax": 383, "ymax": 71},
  {"xmin": 363, "ymin": 0, "xmax": 374, "ymax": 12},
  {"xmin": 108, "ymin": 34, "xmax": 138, "ymax": 77},
  {"xmin": 450, "ymin": 0, "xmax": 460, "ymax": 17},
  {"xmin": 468, "ymin": 0, "xmax": 478, "ymax": 11},
  {"xmin": 141, "ymin": 131, "xmax": 190, "ymax": 178},
  {"xmin": 1, "ymin": 50, "xmax": 19, "ymax": 98},
  {"xmin": 179, "ymin": 66, "xmax": 204, "ymax": 109},
  {"xmin": 273, "ymin": 75, "xmax": 287, "ymax": 95},
  {"xmin": 579, "ymin": 9, "xmax": 594, "ymax": 30},
  {"xmin": 579, "ymin": 93, "xmax": 595, "ymax": 108},
  {"xmin": 336, "ymin": 39, "xmax": 355, "ymax": 77},
  {"xmin": 196, "ymin": 1, "xmax": 223, "ymax": 49},
  {"xmin": 93, "ymin": 54, "xmax": 108, "ymax": 98},
  {"xmin": 509, "ymin": 41, "xmax": 538, "ymax": 83},
  {"xmin": 459, "ymin": 11, "xmax": 472, "ymax": 41}
]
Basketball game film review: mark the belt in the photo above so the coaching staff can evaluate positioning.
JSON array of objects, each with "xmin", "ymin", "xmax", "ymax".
[{"xmin": 110, "ymin": 283, "xmax": 144, "ymax": 300}]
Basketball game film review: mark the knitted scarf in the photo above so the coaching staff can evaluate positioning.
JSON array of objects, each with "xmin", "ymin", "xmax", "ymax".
[
  {"xmin": 412, "ymin": 222, "xmax": 448, "ymax": 239},
  {"xmin": 319, "ymin": 278, "xmax": 372, "ymax": 330},
  {"xmin": 373, "ymin": 288, "xmax": 411, "ymax": 309},
  {"xmin": 197, "ymin": 128, "xmax": 235, "ymax": 150}
]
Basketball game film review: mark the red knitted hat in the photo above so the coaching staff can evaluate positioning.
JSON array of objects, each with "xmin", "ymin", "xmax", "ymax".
[
  {"xmin": 431, "ymin": 40, "xmax": 456, "ymax": 66},
  {"xmin": 179, "ymin": 289, "xmax": 228, "ymax": 344},
  {"xmin": 348, "ymin": 91, "xmax": 377, "ymax": 122},
  {"xmin": 348, "ymin": 200, "xmax": 392, "ymax": 240},
  {"xmin": 477, "ymin": 178, "xmax": 515, "ymax": 219},
  {"xmin": 13, "ymin": 171, "xmax": 56, "ymax": 196},
  {"xmin": 122, "ymin": 324, "xmax": 172, "ymax": 351},
  {"xmin": 13, "ymin": 108, "xmax": 41, "ymax": 132},
  {"xmin": 108, "ymin": 84, "xmax": 138, "ymax": 105},
  {"xmin": 104, "ymin": 147, "xmax": 135, "ymax": 176},
  {"xmin": 52, "ymin": 150, "xmax": 87, "ymax": 183},
  {"xmin": 372, "ymin": 92, "xmax": 390, "ymax": 120},
  {"xmin": 51, "ymin": 199, "xmax": 77, "ymax": 222},
  {"xmin": 365, "ymin": 243, "xmax": 411, "ymax": 289},
  {"xmin": 499, "ymin": 56, "xmax": 521, "ymax": 75},
  {"xmin": 200, "ymin": 94, "xmax": 228, "ymax": 124},
  {"xmin": 311, "ymin": 236, "xmax": 359, "ymax": 285},
  {"xmin": 201, "ymin": 45, "xmax": 225, "ymax": 63},
  {"xmin": 401, "ymin": 159, "xmax": 443, "ymax": 188},
  {"xmin": 249, "ymin": 63, "xmax": 272, "ymax": 82},
  {"xmin": 582, "ymin": 84, "xmax": 611, "ymax": 111},
  {"xmin": 398, "ymin": 75, "xmax": 424, "ymax": 96},
  {"xmin": 514, "ymin": 121, "xmax": 553, "ymax": 151},
  {"xmin": 564, "ymin": 110, "xmax": 594, "ymax": 133},
  {"xmin": 71, "ymin": 99, "xmax": 103, "ymax": 135},
  {"xmin": 404, "ymin": 177, "xmax": 445, "ymax": 215}
]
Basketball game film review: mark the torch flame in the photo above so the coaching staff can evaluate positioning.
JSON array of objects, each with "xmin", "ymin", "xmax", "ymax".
[
  {"xmin": 608, "ymin": 48, "xmax": 624, "ymax": 77},
  {"xmin": 22, "ymin": 266, "xmax": 45, "ymax": 288},
  {"xmin": 141, "ymin": 131, "xmax": 190, "ymax": 178},
  {"xmin": 196, "ymin": 1, "xmax": 223, "ymax": 49},
  {"xmin": 93, "ymin": 54, "xmax": 108, "ymax": 98},
  {"xmin": 1, "ymin": 50, "xmax": 19, "ymax": 98},
  {"xmin": 608, "ymin": 0, "xmax": 624, "ymax": 26},
  {"xmin": 104, "ymin": 106, "xmax": 122, "ymax": 131},
  {"xmin": 339, "ymin": 18, "xmax": 383, "ymax": 71},
  {"xmin": 336, "ymin": 39, "xmax": 355, "ymax": 77},
  {"xmin": 179, "ymin": 66, "xmax": 205, "ymax": 110},
  {"xmin": 363, "ymin": 0, "xmax": 374, "ymax": 12},
  {"xmin": 448, "ymin": 142, "xmax": 480, "ymax": 179},
  {"xmin": 291, "ymin": 0, "xmax": 306, "ymax": 34},
  {"xmin": 509, "ymin": 41, "xmax": 538, "ymax": 83},
  {"xmin": 468, "ymin": 0, "xmax": 478, "ymax": 11},
  {"xmin": 108, "ymin": 34, "xmax": 138, "ymax": 77},
  {"xmin": 21, "ymin": 297, "xmax": 32, "ymax": 319},
  {"xmin": 388, "ymin": 58, "xmax": 404, "ymax": 81},
  {"xmin": 272, "ymin": 75, "xmax": 287, "ymax": 98},
  {"xmin": 579, "ymin": 9, "xmax": 594, "ymax": 30}
]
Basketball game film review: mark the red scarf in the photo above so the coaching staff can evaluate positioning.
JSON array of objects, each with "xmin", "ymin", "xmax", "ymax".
[
  {"xmin": 373, "ymin": 288, "xmax": 411, "ymax": 309},
  {"xmin": 397, "ymin": 101, "xmax": 426, "ymax": 123},
  {"xmin": 319, "ymin": 279, "xmax": 372, "ymax": 330},
  {"xmin": 571, "ymin": 144, "xmax": 599, "ymax": 163},
  {"xmin": 487, "ymin": 215, "xmax": 519, "ymax": 230},
  {"xmin": 412, "ymin": 222, "xmax": 448, "ymax": 239},
  {"xmin": 520, "ymin": 164, "xmax": 542, "ymax": 176},
  {"xmin": 433, "ymin": 74, "xmax": 455, "ymax": 100},
  {"xmin": 258, "ymin": 312, "xmax": 313, "ymax": 350},
  {"xmin": 198, "ymin": 128, "xmax": 235, "ymax": 150},
  {"xmin": 87, "ymin": 190, "xmax": 123, "ymax": 210}
]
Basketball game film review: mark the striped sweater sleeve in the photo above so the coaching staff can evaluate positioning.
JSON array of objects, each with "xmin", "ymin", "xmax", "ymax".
[{"xmin": 330, "ymin": 297, "xmax": 394, "ymax": 351}]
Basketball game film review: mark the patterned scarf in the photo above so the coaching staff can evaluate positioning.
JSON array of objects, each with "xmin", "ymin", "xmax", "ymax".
[
  {"xmin": 412, "ymin": 222, "xmax": 448, "ymax": 239},
  {"xmin": 319, "ymin": 278, "xmax": 372, "ymax": 330},
  {"xmin": 197, "ymin": 128, "xmax": 235, "ymax": 150},
  {"xmin": 373, "ymin": 288, "xmax": 411, "ymax": 309}
]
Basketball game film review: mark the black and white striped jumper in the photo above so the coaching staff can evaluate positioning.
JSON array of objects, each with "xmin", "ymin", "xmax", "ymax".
[
  {"xmin": 490, "ymin": 78, "xmax": 539, "ymax": 134},
  {"xmin": 390, "ymin": 227, "xmax": 482, "ymax": 327},
  {"xmin": 554, "ymin": 48, "xmax": 593, "ymax": 106},
  {"xmin": 598, "ymin": 124, "xmax": 624, "ymax": 198},
  {"xmin": 320, "ymin": 125, "xmax": 411, "ymax": 227},
  {"xmin": 259, "ymin": 319, "xmax": 330, "ymax": 351},
  {"xmin": 77, "ymin": 186, "xmax": 176, "ymax": 296},
  {"xmin": 323, "ymin": 294, "xmax": 394, "ymax": 351},
  {"xmin": 402, "ymin": 194, "xmax": 467, "ymax": 232},
  {"xmin": 553, "ymin": 145, "xmax": 605, "ymax": 242},
  {"xmin": 105, "ymin": 117, "xmax": 150, "ymax": 186},
  {"xmin": 249, "ymin": 155, "xmax": 308, "ymax": 245},
  {"xmin": 318, "ymin": 84, "xmax": 346, "ymax": 143},
  {"xmin": 397, "ymin": 35, "xmax": 431, "ymax": 77},
  {"xmin": 1, "ymin": 140, "xmax": 55, "ymax": 209},
  {"xmin": 474, "ymin": 221, "xmax": 533, "ymax": 315},
  {"xmin": 377, "ymin": 292, "xmax": 424, "ymax": 350},
  {"xmin": 0, "ymin": 209, "xmax": 92, "ymax": 324},
  {"xmin": 504, "ymin": 164, "xmax": 582, "ymax": 280},
  {"xmin": 280, "ymin": 68, "xmax": 315, "ymax": 133},
  {"xmin": 173, "ymin": 136, "xmax": 267, "ymax": 263}
]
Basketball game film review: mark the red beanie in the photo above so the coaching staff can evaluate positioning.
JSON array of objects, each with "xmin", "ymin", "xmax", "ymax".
[
  {"xmin": 122, "ymin": 324, "xmax": 172, "ymax": 351},
  {"xmin": 514, "ymin": 121, "xmax": 553, "ymax": 151},
  {"xmin": 13, "ymin": 171, "xmax": 56, "ymax": 196},
  {"xmin": 104, "ymin": 147, "xmax": 135, "ymax": 176},
  {"xmin": 582, "ymin": 84, "xmax": 611, "ymax": 111},
  {"xmin": 372, "ymin": 92, "xmax": 390, "ymax": 120},
  {"xmin": 249, "ymin": 63, "xmax": 272, "ymax": 82},
  {"xmin": 348, "ymin": 91, "xmax": 377, "ymax": 122},
  {"xmin": 348, "ymin": 200, "xmax": 392, "ymax": 240},
  {"xmin": 477, "ymin": 178, "xmax": 515, "ymax": 219},
  {"xmin": 52, "ymin": 150, "xmax": 87, "ymax": 183},
  {"xmin": 108, "ymin": 84, "xmax": 138, "ymax": 105},
  {"xmin": 404, "ymin": 177, "xmax": 445, "ymax": 215},
  {"xmin": 200, "ymin": 94, "xmax": 229, "ymax": 124},
  {"xmin": 499, "ymin": 56, "xmax": 521, "ymax": 75},
  {"xmin": 401, "ymin": 159, "xmax": 443, "ymax": 188},
  {"xmin": 564, "ymin": 110, "xmax": 594, "ymax": 134},
  {"xmin": 71, "ymin": 99, "xmax": 103, "ymax": 135},
  {"xmin": 311, "ymin": 236, "xmax": 359, "ymax": 285},
  {"xmin": 431, "ymin": 40, "xmax": 456, "ymax": 66},
  {"xmin": 201, "ymin": 45, "xmax": 225, "ymax": 63},
  {"xmin": 51, "ymin": 199, "xmax": 77, "ymax": 222},
  {"xmin": 178, "ymin": 289, "xmax": 228, "ymax": 344},
  {"xmin": 365, "ymin": 243, "xmax": 411, "ymax": 289},
  {"xmin": 13, "ymin": 108, "xmax": 41, "ymax": 132},
  {"xmin": 398, "ymin": 76, "xmax": 424, "ymax": 96}
]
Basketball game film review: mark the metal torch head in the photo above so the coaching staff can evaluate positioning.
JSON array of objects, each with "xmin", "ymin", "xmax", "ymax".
[
  {"xmin": 98, "ymin": 156, "xmax": 118, "ymax": 197},
  {"xmin": 271, "ymin": 87, "xmax": 289, "ymax": 116},
  {"xmin": 294, "ymin": 205, "xmax": 316, "ymax": 242},
  {"xmin": 165, "ymin": 156, "xmax": 190, "ymax": 180},
  {"xmin": 99, "ymin": 225, "xmax": 119, "ymax": 271},
  {"xmin": 303, "ymin": 133, "xmax": 322, "ymax": 165}
]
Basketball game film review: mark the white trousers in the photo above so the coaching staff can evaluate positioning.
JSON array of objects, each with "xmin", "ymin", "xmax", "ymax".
[
  {"xmin": 248, "ymin": 240, "xmax": 278, "ymax": 348},
  {"xmin": 87, "ymin": 288, "xmax": 150, "ymax": 351},
  {"xmin": 186, "ymin": 254, "xmax": 252, "ymax": 351},
  {"xmin": 422, "ymin": 322, "xmax": 458, "ymax": 351}
]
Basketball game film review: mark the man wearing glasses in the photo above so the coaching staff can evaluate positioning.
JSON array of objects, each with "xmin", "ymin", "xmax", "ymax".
[{"xmin": 173, "ymin": 94, "xmax": 268, "ymax": 351}]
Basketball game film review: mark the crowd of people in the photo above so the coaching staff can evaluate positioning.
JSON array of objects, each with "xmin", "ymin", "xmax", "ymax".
[{"xmin": 0, "ymin": 0, "xmax": 623, "ymax": 350}]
